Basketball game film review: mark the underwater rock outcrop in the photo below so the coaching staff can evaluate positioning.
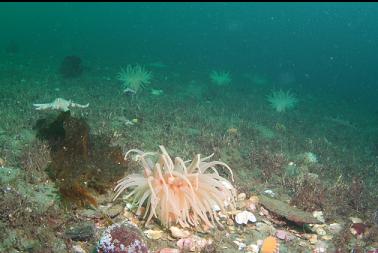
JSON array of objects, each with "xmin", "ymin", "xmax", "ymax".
[{"xmin": 35, "ymin": 111, "xmax": 126, "ymax": 207}]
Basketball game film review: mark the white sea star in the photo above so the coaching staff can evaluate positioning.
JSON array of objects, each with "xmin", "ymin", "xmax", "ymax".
[{"xmin": 33, "ymin": 98, "xmax": 89, "ymax": 112}]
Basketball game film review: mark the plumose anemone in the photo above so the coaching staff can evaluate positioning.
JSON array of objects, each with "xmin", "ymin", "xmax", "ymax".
[{"xmin": 113, "ymin": 145, "xmax": 237, "ymax": 229}]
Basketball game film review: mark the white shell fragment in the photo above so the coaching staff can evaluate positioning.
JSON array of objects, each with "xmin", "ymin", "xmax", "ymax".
[
  {"xmin": 237, "ymin": 192, "xmax": 247, "ymax": 201},
  {"xmin": 349, "ymin": 217, "xmax": 363, "ymax": 224},
  {"xmin": 170, "ymin": 226, "xmax": 191, "ymax": 239},
  {"xmin": 235, "ymin": 211, "xmax": 257, "ymax": 225},
  {"xmin": 313, "ymin": 211, "xmax": 325, "ymax": 223},
  {"xmin": 263, "ymin": 189, "xmax": 275, "ymax": 197},
  {"xmin": 126, "ymin": 203, "xmax": 134, "ymax": 210},
  {"xmin": 233, "ymin": 240, "xmax": 247, "ymax": 251},
  {"xmin": 144, "ymin": 229, "xmax": 163, "ymax": 240},
  {"xmin": 212, "ymin": 204, "xmax": 221, "ymax": 212}
]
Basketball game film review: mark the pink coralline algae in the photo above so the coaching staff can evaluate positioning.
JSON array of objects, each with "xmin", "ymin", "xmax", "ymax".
[{"xmin": 96, "ymin": 221, "xmax": 149, "ymax": 253}]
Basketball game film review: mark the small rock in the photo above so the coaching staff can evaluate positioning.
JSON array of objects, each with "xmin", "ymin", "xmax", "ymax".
[
  {"xmin": 106, "ymin": 204, "xmax": 123, "ymax": 218},
  {"xmin": 177, "ymin": 238, "xmax": 194, "ymax": 251},
  {"xmin": 259, "ymin": 195, "xmax": 322, "ymax": 225},
  {"xmin": 77, "ymin": 208, "xmax": 101, "ymax": 219},
  {"xmin": 275, "ymin": 229, "xmax": 288, "ymax": 240},
  {"xmin": 97, "ymin": 221, "xmax": 149, "ymax": 253},
  {"xmin": 65, "ymin": 222, "xmax": 95, "ymax": 241}
]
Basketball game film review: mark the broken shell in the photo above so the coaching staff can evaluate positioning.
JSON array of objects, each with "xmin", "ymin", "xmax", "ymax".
[
  {"xmin": 309, "ymin": 234, "xmax": 318, "ymax": 244},
  {"xmin": 349, "ymin": 217, "xmax": 363, "ymax": 224},
  {"xmin": 226, "ymin": 218, "xmax": 234, "ymax": 226},
  {"xmin": 126, "ymin": 203, "xmax": 133, "ymax": 210},
  {"xmin": 212, "ymin": 204, "xmax": 221, "ymax": 212},
  {"xmin": 235, "ymin": 211, "xmax": 257, "ymax": 225},
  {"xmin": 313, "ymin": 211, "xmax": 325, "ymax": 223},
  {"xmin": 237, "ymin": 192, "xmax": 247, "ymax": 201},
  {"xmin": 170, "ymin": 226, "xmax": 191, "ymax": 239},
  {"xmin": 322, "ymin": 235, "xmax": 333, "ymax": 240},
  {"xmin": 144, "ymin": 229, "xmax": 163, "ymax": 240},
  {"xmin": 263, "ymin": 189, "xmax": 275, "ymax": 197},
  {"xmin": 315, "ymin": 227, "xmax": 327, "ymax": 236}
]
